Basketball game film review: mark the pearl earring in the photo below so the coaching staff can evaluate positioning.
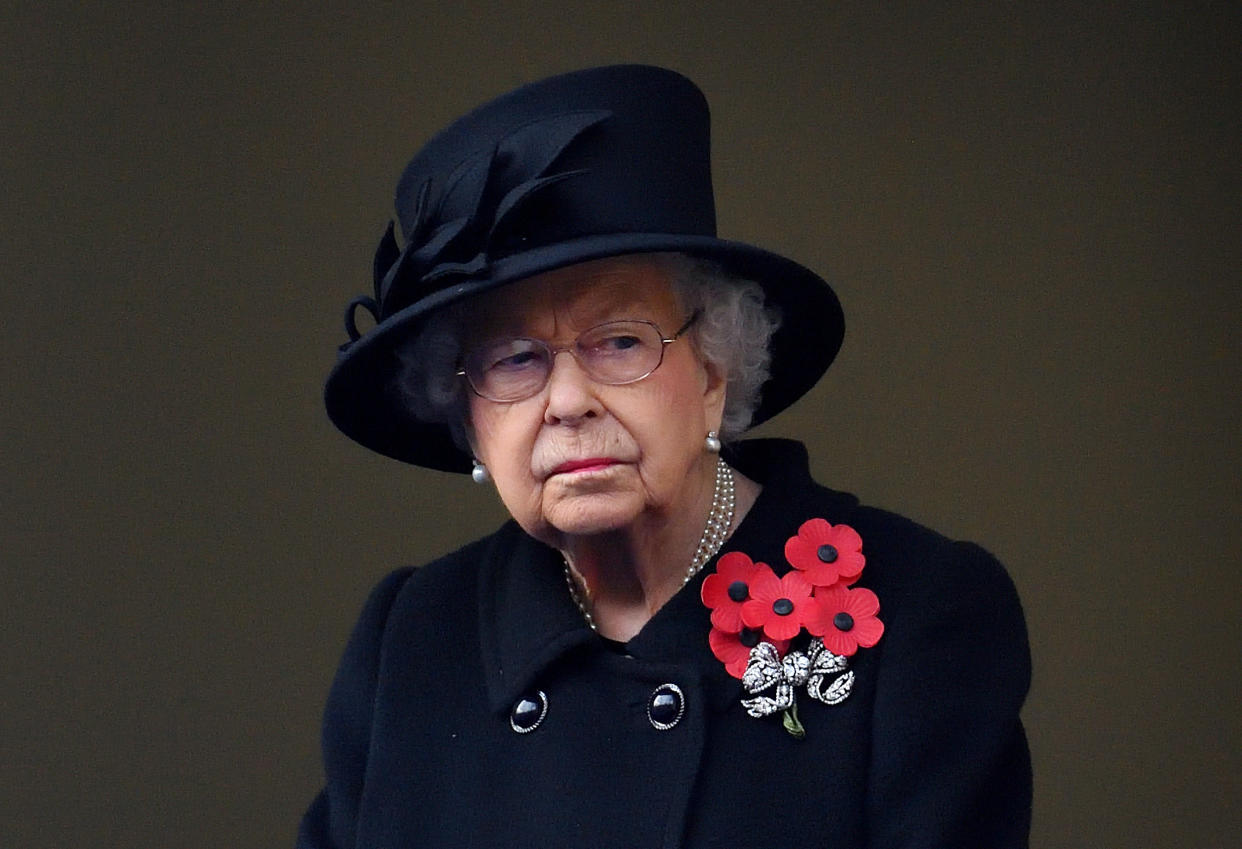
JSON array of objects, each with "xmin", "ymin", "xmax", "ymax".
[
  {"xmin": 471, "ymin": 459, "xmax": 490, "ymax": 484},
  {"xmin": 704, "ymin": 430, "xmax": 721, "ymax": 453}
]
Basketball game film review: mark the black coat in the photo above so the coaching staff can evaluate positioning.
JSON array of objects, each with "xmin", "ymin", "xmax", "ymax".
[{"xmin": 297, "ymin": 440, "xmax": 1031, "ymax": 848}]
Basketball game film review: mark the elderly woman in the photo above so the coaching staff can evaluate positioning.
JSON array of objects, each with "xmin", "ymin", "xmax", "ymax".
[{"xmin": 299, "ymin": 66, "xmax": 1030, "ymax": 849}]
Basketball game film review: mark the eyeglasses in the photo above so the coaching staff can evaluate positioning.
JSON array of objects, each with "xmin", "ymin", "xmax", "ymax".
[{"xmin": 458, "ymin": 311, "xmax": 700, "ymax": 402}]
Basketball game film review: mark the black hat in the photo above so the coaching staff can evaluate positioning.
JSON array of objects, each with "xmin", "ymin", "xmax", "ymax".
[{"xmin": 325, "ymin": 65, "xmax": 843, "ymax": 472}]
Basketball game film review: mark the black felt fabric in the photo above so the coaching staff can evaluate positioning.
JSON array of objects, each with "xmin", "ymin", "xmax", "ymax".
[{"xmin": 297, "ymin": 440, "xmax": 1031, "ymax": 848}]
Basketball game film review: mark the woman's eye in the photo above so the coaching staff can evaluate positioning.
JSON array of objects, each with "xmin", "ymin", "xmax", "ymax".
[
  {"xmin": 490, "ymin": 349, "xmax": 541, "ymax": 371},
  {"xmin": 476, "ymin": 340, "xmax": 544, "ymax": 373},
  {"xmin": 596, "ymin": 334, "xmax": 643, "ymax": 352}
]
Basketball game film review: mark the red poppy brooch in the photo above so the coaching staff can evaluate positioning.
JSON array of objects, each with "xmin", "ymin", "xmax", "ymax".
[{"xmin": 701, "ymin": 518, "xmax": 884, "ymax": 737}]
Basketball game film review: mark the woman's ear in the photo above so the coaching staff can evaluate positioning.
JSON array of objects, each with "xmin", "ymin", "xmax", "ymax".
[
  {"xmin": 460, "ymin": 409, "xmax": 480, "ymax": 461},
  {"xmin": 701, "ymin": 357, "xmax": 728, "ymax": 429}
]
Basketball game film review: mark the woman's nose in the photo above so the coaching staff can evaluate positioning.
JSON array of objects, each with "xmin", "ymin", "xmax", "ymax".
[{"xmin": 542, "ymin": 350, "xmax": 602, "ymax": 425}]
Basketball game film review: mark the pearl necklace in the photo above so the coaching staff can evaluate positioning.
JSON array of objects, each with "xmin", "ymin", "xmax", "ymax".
[{"xmin": 564, "ymin": 456, "xmax": 736, "ymax": 632}]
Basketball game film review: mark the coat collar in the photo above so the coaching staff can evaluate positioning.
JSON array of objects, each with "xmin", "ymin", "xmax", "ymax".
[{"xmin": 477, "ymin": 439, "xmax": 860, "ymax": 714}]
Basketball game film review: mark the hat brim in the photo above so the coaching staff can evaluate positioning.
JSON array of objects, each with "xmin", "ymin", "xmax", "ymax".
[{"xmin": 324, "ymin": 232, "xmax": 843, "ymax": 472}]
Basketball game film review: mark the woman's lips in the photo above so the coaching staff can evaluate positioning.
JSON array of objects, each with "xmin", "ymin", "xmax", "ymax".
[{"xmin": 550, "ymin": 458, "xmax": 620, "ymax": 476}]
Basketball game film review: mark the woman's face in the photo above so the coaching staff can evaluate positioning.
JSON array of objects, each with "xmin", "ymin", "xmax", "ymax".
[{"xmin": 464, "ymin": 256, "xmax": 726, "ymax": 547}]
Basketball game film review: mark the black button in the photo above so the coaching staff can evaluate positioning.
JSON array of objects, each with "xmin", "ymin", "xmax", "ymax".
[
  {"xmin": 739, "ymin": 627, "xmax": 761, "ymax": 648},
  {"xmin": 727, "ymin": 580, "xmax": 749, "ymax": 602},
  {"xmin": 509, "ymin": 690, "xmax": 548, "ymax": 734},
  {"xmin": 773, "ymin": 597, "xmax": 794, "ymax": 616},
  {"xmin": 833, "ymin": 612, "xmax": 855, "ymax": 632},
  {"xmin": 817, "ymin": 544, "xmax": 839, "ymax": 563},
  {"xmin": 647, "ymin": 683, "xmax": 685, "ymax": 730}
]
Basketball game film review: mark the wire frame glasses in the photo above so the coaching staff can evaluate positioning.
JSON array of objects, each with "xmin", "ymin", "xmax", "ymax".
[{"xmin": 458, "ymin": 311, "xmax": 700, "ymax": 402}]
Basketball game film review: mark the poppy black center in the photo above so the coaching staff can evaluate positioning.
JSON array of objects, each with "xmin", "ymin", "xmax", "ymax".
[
  {"xmin": 773, "ymin": 598, "xmax": 794, "ymax": 616},
  {"xmin": 739, "ymin": 627, "xmax": 761, "ymax": 648},
  {"xmin": 817, "ymin": 544, "xmax": 839, "ymax": 563},
  {"xmin": 727, "ymin": 581, "xmax": 749, "ymax": 602},
  {"xmin": 833, "ymin": 612, "xmax": 855, "ymax": 631}
]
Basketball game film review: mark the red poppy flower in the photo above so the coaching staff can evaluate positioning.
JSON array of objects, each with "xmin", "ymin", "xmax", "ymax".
[
  {"xmin": 740, "ymin": 568, "xmax": 815, "ymax": 641},
  {"xmin": 784, "ymin": 518, "xmax": 865, "ymax": 588},
  {"xmin": 701, "ymin": 551, "xmax": 768, "ymax": 633},
  {"xmin": 805, "ymin": 585, "xmax": 884, "ymax": 656},
  {"xmin": 709, "ymin": 626, "xmax": 791, "ymax": 679}
]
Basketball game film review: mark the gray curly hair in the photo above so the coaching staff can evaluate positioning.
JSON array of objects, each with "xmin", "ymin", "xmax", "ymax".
[{"xmin": 390, "ymin": 252, "xmax": 781, "ymax": 451}]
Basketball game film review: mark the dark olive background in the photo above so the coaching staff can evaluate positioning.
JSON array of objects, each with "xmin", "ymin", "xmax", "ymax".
[{"xmin": 4, "ymin": 2, "xmax": 1238, "ymax": 847}]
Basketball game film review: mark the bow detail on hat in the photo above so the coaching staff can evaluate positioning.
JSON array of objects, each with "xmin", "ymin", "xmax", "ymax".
[{"xmin": 342, "ymin": 109, "xmax": 612, "ymax": 346}]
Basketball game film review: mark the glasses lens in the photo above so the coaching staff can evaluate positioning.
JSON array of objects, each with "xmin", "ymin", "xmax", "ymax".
[
  {"xmin": 464, "ymin": 338, "xmax": 551, "ymax": 401},
  {"xmin": 463, "ymin": 321, "xmax": 668, "ymax": 401},
  {"xmin": 576, "ymin": 321, "xmax": 664, "ymax": 383}
]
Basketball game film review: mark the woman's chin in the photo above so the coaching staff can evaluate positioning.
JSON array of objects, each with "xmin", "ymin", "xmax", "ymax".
[{"xmin": 543, "ymin": 492, "xmax": 645, "ymax": 538}]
